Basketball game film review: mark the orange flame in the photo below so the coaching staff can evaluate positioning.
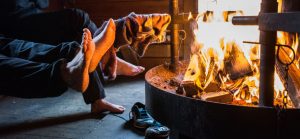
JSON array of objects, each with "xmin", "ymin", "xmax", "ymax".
[{"xmin": 184, "ymin": 0, "xmax": 295, "ymax": 107}]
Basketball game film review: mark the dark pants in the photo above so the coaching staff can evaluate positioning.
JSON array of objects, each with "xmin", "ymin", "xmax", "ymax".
[
  {"xmin": 0, "ymin": 8, "xmax": 105, "ymax": 104},
  {"xmin": 1, "ymin": 8, "xmax": 97, "ymax": 45}
]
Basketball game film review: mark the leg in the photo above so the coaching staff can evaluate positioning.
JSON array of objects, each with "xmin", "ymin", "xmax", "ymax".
[
  {"xmin": 116, "ymin": 57, "xmax": 145, "ymax": 76},
  {"xmin": 1, "ymin": 7, "xmax": 110, "ymax": 83},
  {"xmin": 3, "ymin": 8, "xmax": 97, "ymax": 45},
  {"xmin": 83, "ymin": 71, "xmax": 125, "ymax": 114},
  {"xmin": 0, "ymin": 29, "xmax": 94, "ymax": 95},
  {"xmin": 89, "ymin": 19, "xmax": 116, "ymax": 73},
  {"xmin": 0, "ymin": 36, "xmax": 81, "ymax": 63},
  {"xmin": 81, "ymin": 29, "xmax": 125, "ymax": 113},
  {"xmin": 60, "ymin": 29, "xmax": 94, "ymax": 92},
  {"xmin": 0, "ymin": 54, "xmax": 67, "ymax": 98},
  {"xmin": 100, "ymin": 48, "xmax": 145, "ymax": 79}
]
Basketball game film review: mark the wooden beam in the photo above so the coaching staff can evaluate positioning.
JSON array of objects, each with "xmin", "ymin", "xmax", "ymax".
[{"xmin": 275, "ymin": 53, "xmax": 300, "ymax": 108}]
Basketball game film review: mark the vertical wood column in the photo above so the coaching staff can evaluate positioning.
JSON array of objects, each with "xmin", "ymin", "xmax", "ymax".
[
  {"xmin": 259, "ymin": 0, "xmax": 278, "ymax": 107},
  {"xmin": 170, "ymin": 0, "xmax": 180, "ymax": 71}
]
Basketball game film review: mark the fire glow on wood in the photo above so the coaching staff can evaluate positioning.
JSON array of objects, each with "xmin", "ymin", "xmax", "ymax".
[{"xmin": 181, "ymin": 0, "xmax": 298, "ymax": 107}]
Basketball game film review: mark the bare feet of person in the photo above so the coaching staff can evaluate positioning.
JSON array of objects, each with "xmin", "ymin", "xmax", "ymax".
[
  {"xmin": 116, "ymin": 57, "xmax": 145, "ymax": 76},
  {"xmin": 61, "ymin": 28, "xmax": 95, "ymax": 92},
  {"xmin": 89, "ymin": 18, "xmax": 116, "ymax": 73},
  {"xmin": 91, "ymin": 99, "xmax": 125, "ymax": 114}
]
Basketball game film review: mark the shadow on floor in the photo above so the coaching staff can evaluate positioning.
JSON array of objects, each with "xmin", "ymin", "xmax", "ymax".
[
  {"xmin": 105, "ymin": 113, "xmax": 145, "ymax": 136},
  {"xmin": 122, "ymin": 119, "xmax": 145, "ymax": 136},
  {"xmin": 0, "ymin": 112, "xmax": 105, "ymax": 135}
]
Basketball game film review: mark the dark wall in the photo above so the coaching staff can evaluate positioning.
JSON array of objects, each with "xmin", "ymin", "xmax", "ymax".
[{"xmin": 73, "ymin": 0, "xmax": 169, "ymax": 26}]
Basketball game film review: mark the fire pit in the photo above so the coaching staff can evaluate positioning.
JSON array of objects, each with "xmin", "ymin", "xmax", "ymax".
[
  {"xmin": 145, "ymin": 0, "xmax": 300, "ymax": 138},
  {"xmin": 145, "ymin": 64, "xmax": 300, "ymax": 139}
]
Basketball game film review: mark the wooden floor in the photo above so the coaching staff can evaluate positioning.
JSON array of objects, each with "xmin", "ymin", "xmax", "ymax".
[{"xmin": 0, "ymin": 76, "xmax": 146, "ymax": 139}]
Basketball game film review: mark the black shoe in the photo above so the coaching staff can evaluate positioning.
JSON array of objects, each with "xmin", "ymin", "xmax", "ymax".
[
  {"xmin": 130, "ymin": 102, "xmax": 155, "ymax": 130},
  {"xmin": 145, "ymin": 121, "xmax": 170, "ymax": 139}
]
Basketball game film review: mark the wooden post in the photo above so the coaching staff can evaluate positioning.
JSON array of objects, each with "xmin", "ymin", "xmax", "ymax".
[
  {"xmin": 169, "ymin": 0, "xmax": 180, "ymax": 71},
  {"xmin": 259, "ymin": 0, "xmax": 278, "ymax": 107}
]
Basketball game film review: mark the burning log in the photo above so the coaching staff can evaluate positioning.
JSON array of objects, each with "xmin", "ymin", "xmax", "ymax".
[
  {"xmin": 168, "ymin": 78, "xmax": 185, "ymax": 95},
  {"xmin": 184, "ymin": 52, "xmax": 207, "ymax": 89},
  {"xmin": 203, "ymin": 58, "xmax": 221, "ymax": 92},
  {"xmin": 275, "ymin": 52, "xmax": 300, "ymax": 108},
  {"xmin": 223, "ymin": 42, "xmax": 253, "ymax": 80},
  {"xmin": 201, "ymin": 91, "xmax": 233, "ymax": 103},
  {"xmin": 181, "ymin": 80, "xmax": 199, "ymax": 97},
  {"xmin": 204, "ymin": 80, "xmax": 221, "ymax": 92}
]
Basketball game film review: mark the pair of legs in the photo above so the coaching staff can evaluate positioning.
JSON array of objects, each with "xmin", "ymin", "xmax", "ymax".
[
  {"xmin": 64, "ymin": 20, "xmax": 126, "ymax": 113},
  {"xmin": 1, "ymin": 8, "xmax": 144, "ymax": 78},
  {"xmin": 0, "ymin": 8, "xmax": 144, "ymax": 113},
  {"xmin": 0, "ymin": 19, "xmax": 123, "ymax": 113}
]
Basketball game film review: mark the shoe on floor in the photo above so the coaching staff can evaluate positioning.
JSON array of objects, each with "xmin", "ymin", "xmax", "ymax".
[
  {"xmin": 145, "ymin": 121, "xmax": 170, "ymax": 139},
  {"xmin": 130, "ymin": 102, "xmax": 154, "ymax": 130}
]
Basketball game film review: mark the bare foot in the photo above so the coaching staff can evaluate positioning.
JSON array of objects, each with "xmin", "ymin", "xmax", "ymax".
[
  {"xmin": 116, "ymin": 57, "xmax": 145, "ymax": 76},
  {"xmin": 91, "ymin": 99, "xmax": 125, "ymax": 114},
  {"xmin": 61, "ymin": 28, "xmax": 95, "ymax": 92},
  {"xmin": 89, "ymin": 18, "xmax": 116, "ymax": 73}
]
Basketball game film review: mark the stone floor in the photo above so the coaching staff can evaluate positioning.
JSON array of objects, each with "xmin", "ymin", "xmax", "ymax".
[{"xmin": 0, "ymin": 76, "xmax": 147, "ymax": 139}]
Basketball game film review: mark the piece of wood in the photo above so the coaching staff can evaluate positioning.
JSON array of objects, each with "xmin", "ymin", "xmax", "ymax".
[
  {"xmin": 184, "ymin": 53, "xmax": 207, "ymax": 86},
  {"xmin": 181, "ymin": 81, "xmax": 198, "ymax": 97},
  {"xmin": 223, "ymin": 42, "xmax": 253, "ymax": 80},
  {"xmin": 201, "ymin": 91, "xmax": 233, "ymax": 103},
  {"xmin": 276, "ymin": 54, "xmax": 300, "ymax": 108},
  {"xmin": 204, "ymin": 81, "xmax": 221, "ymax": 92},
  {"xmin": 275, "ymin": 0, "xmax": 300, "ymax": 108}
]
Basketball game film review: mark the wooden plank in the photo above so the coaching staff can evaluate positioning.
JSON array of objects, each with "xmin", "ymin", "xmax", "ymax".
[
  {"xmin": 275, "ymin": 54, "xmax": 300, "ymax": 108},
  {"xmin": 181, "ymin": 81, "xmax": 198, "ymax": 97},
  {"xmin": 201, "ymin": 91, "xmax": 233, "ymax": 103}
]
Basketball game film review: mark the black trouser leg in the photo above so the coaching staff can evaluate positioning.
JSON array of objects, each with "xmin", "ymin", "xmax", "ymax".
[
  {"xmin": 83, "ymin": 71, "xmax": 106, "ymax": 104},
  {"xmin": 0, "ymin": 37, "xmax": 80, "ymax": 98},
  {"xmin": 0, "ymin": 54, "xmax": 67, "ymax": 98},
  {"xmin": 0, "ymin": 38, "xmax": 81, "ymax": 63},
  {"xmin": 0, "ymin": 8, "xmax": 105, "ymax": 103},
  {"xmin": 3, "ymin": 8, "xmax": 97, "ymax": 45}
]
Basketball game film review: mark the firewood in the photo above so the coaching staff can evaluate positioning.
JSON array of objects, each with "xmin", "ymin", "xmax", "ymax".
[
  {"xmin": 204, "ymin": 81, "xmax": 221, "ymax": 92},
  {"xmin": 223, "ymin": 42, "xmax": 253, "ymax": 80},
  {"xmin": 184, "ymin": 52, "xmax": 207, "ymax": 89},
  {"xmin": 203, "ymin": 58, "xmax": 221, "ymax": 92},
  {"xmin": 234, "ymin": 85, "xmax": 251, "ymax": 101},
  {"xmin": 201, "ymin": 91, "xmax": 233, "ymax": 103},
  {"xmin": 275, "ymin": 51, "xmax": 300, "ymax": 107},
  {"xmin": 168, "ymin": 78, "xmax": 185, "ymax": 95},
  {"xmin": 181, "ymin": 81, "xmax": 199, "ymax": 97}
]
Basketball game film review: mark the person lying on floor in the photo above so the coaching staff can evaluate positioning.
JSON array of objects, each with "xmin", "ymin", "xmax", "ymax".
[{"xmin": 0, "ymin": 0, "xmax": 171, "ymax": 114}]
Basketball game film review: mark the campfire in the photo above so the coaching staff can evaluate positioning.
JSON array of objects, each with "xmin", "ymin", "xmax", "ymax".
[
  {"xmin": 171, "ymin": 0, "xmax": 298, "ymax": 108},
  {"xmin": 145, "ymin": 0, "xmax": 300, "ymax": 138}
]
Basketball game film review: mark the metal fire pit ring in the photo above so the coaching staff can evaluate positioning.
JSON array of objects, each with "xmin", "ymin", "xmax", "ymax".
[{"xmin": 145, "ymin": 64, "xmax": 300, "ymax": 139}]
